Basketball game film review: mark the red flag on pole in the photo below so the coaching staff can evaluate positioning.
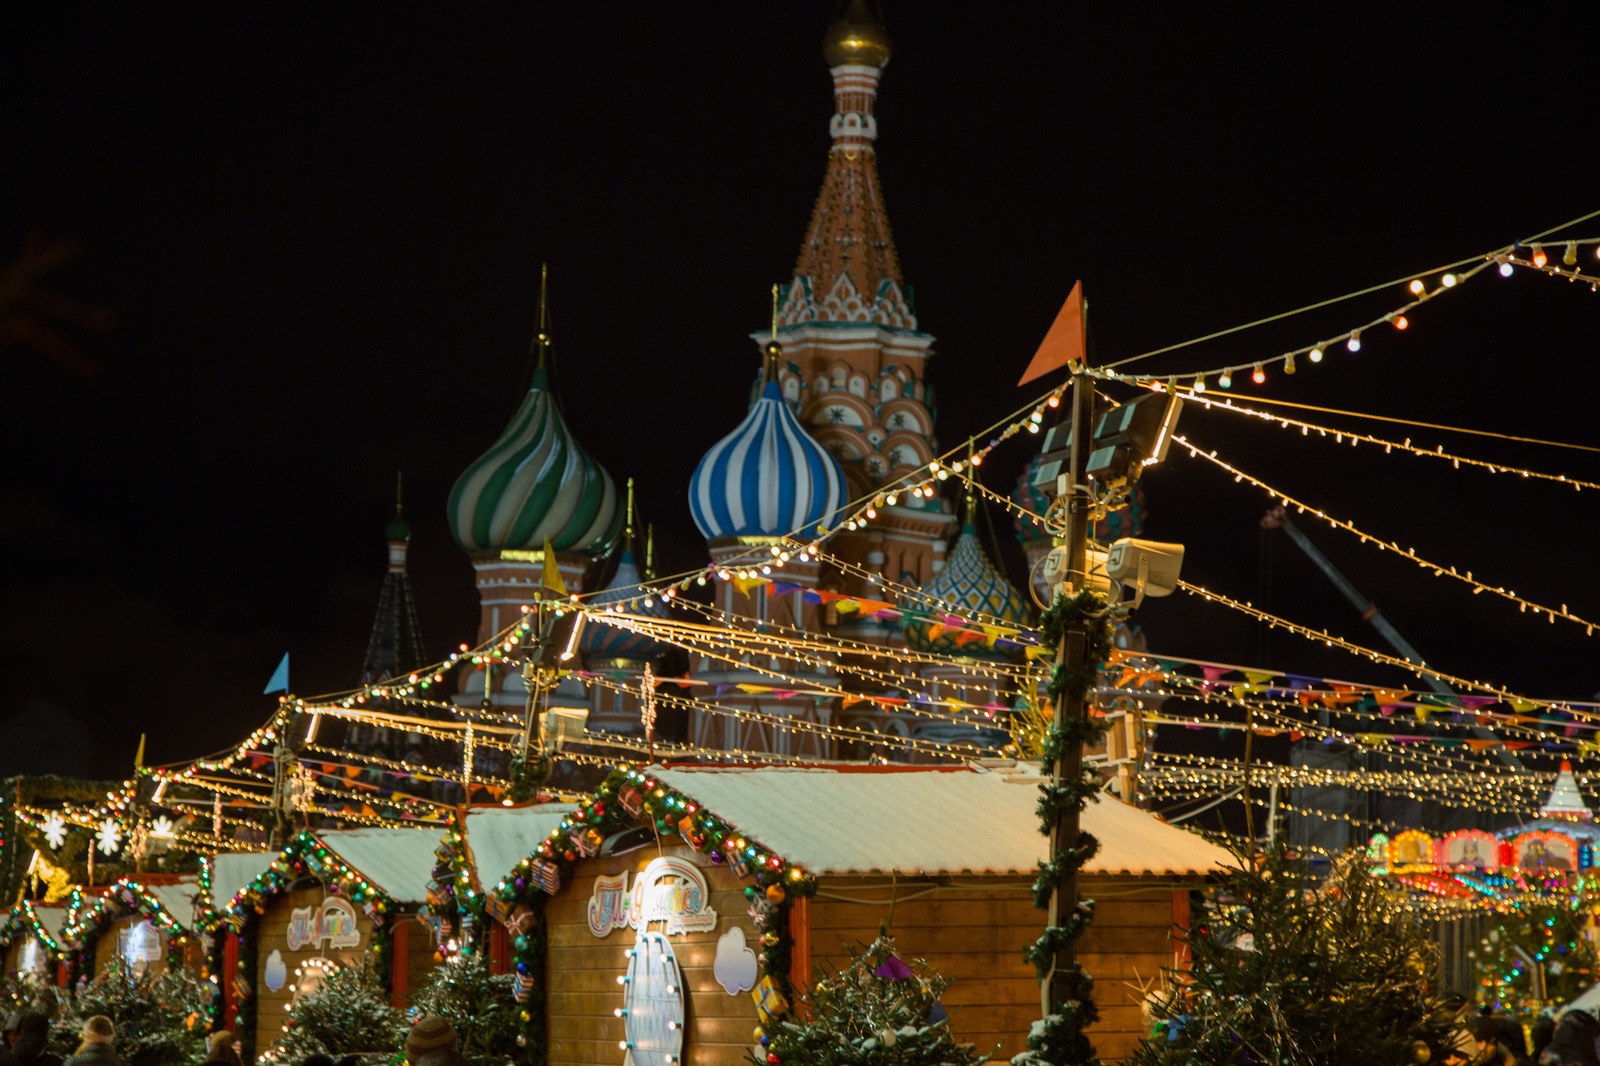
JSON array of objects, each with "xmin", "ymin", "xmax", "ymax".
[{"xmin": 1017, "ymin": 280, "xmax": 1086, "ymax": 386}]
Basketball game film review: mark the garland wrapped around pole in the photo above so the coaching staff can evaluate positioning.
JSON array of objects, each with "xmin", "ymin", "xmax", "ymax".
[{"xmin": 1015, "ymin": 358, "xmax": 1113, "ymax": 1066}]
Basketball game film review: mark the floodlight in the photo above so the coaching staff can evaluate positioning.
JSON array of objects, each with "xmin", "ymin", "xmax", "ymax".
[{"xmin": 1104, "ymin": 538, "xmax": 1185, "ymax": 609}]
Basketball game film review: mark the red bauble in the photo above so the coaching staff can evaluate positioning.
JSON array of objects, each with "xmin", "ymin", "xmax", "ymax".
[{"xmin": 767, "ymin": 1056, "xmax": 779, "ymax": 1064}]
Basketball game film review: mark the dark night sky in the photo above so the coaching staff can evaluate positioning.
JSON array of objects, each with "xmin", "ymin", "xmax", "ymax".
[{"xmin": 5, "ymin": 5, "xmax": 1598, "ymax": 779}]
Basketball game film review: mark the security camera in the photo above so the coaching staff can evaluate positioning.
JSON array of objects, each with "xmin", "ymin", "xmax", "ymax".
[
  {"xmin": 1040, "ymin": 543, "xmax": 1111, "ymax": 602},
  {"xmin": 1104, "ymin": 538, "xmax": 1184, "ymax": 609}
]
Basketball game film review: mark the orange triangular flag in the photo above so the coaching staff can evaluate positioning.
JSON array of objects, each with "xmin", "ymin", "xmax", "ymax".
[{"xmin": 1017, "ymin": 280, "xmax": 1085, "ymax": 386}]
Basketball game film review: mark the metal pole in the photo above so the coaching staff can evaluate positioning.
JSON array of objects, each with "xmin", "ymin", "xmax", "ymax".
[{"xmin": 1044, "ymin": 365, "xmax": 1094, "ymax": 1017}]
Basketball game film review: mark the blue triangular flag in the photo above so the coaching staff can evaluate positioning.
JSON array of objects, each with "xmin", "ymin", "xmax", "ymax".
[{"xmin": 263, "ymin": 653, "xmax": 290, "ymax": 695}]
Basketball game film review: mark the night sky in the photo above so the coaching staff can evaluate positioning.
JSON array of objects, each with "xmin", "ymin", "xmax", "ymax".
[{"xmin": 5, "ymin": 5, "xmax": 1598, "ymax": 779}]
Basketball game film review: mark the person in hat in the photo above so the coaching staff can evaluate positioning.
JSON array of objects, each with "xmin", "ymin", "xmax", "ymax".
[
  {"xmin": 0, "ymin": 1013, "xmax": 62, "ymax": 1066},
  {"xmin": 199, "ymin": 1031, "xmax": 242, "ymax": 1066},
  {"xmin": 404, "ymin": 1016, "xmax": 468, "ymax": 1066},
  {"xmin": 62, "ymin": 1016, "xmax": 125, "ymax": 1066},
  {"xmin": 2, "ymin": 1014, "xmax": 21, "ymax": 1052}
]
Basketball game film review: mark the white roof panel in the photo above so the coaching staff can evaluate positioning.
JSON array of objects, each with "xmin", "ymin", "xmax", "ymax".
[
  {"xmin": 211, "ymin": 851, "xmax": 275, "ymax": 910},
  {"xmin": 649, "ymin": 765, "xmax": 1233, "ymax": 878},
  {"xmin": 462, "ymin": 803, "xmax": 578, "ymax": 887},
  {"xmin": 315, "ymin": 826, "xmax": 441, "ymax": 904}
]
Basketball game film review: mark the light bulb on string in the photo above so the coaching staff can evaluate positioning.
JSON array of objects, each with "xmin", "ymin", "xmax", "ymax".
[
  {"xmin": 1499, "ymin": 259, "xmax": 1514, "ymax": 278},
  {"xmin": 1193, "ymin": 374, "xmax": 1206, "ymax": 393},
  {"xmin": 1565, "ymin": 241, "xmax": 1579, "ymax": 266},
  {"xmin": 1532, "ymin": 245, "xmax": 1548, "ymax": 269},
  {"xmin": 1442, "ymin": 273, "xmax": 1457, "ymax": 288},
  {"xmin": 1251, "ymin": 364, "xmax": 1265, "ymax": 385},
  {"xmin": 1408, "ymin": 280, "xmax": 1425, "ymax": 295},
  {"xmin": 1347, "ymin": 330, "xmax": 1362, "ymax": 353},
  {"xmin": 1393, "ymin": 315, "xmax": 1409, "ymax": 331},
  {"xmin": 1218, "ymin": 368, "xmax": 1233, "ymax": 389},
  {"xmin": 1309, "ymin": 345, "xmax": 1324, "ymax": 363},
  {"xmin": 1284, "ymin": 352, "xmax": 1296, "ymax": 375}
]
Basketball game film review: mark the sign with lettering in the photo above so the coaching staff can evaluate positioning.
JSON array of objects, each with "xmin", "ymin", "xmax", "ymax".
[
  {"xmin": 587, "ymin": 856, "xmax": 717, "ymax": 938},
  {"xmin": 621, "ymin": 932, "xmax": 684, "ymax": 1066},
  {"xmin": 286, "ymin": 896, "xmax": 362, "ymax": 951}
]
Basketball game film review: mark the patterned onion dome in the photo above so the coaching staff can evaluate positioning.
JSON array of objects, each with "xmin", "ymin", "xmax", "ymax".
[
  {"xmin": 904, "ymin": 524, "xmax": 1030, "ymax": 658},
  {"xmin": 689, "ymin": 380, "xmax": 847, "ymax": 541},
  {"xmin": 579, "ymin": 548, "xmax": 668, "ymax": 663},
  {"xmin": 448, "ymin": 364, "xmax": 621, "ymax": 554},
  {"xmin": 1012, "ymin": 455, "xmax": 1147, "ymax": 544}
]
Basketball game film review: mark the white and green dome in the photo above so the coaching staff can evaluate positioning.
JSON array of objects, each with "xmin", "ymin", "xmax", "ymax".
[{"xmin": 447, "ymin": 363, "xmax": 621, "ymax": 555}]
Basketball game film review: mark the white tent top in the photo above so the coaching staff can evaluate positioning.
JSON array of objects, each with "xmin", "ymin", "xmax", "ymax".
[
  {"xmin": 314, "ymin": 826, "xmax": 441, "ymax": 905},
  {"xmin": 649, "ymin": 764, "xmax": 1234, "ymax": 878},
  {"xmin": 211, "ymin": 851, "xmax": 275, "ymax": 910},
  {"xmin": 1541, "ymin": 760, "xmax": 1594, "ymax": 820},
  {"xmin": 26, "ymin": 900, "xmax": 72, "ymax": 938},
  {"xmin": 462, "ymin": 803, "xmax": 578, "ymax": 887},
  {"xmin": 108, "ymin": 875, "xmax": 203, "ymax": 931}
]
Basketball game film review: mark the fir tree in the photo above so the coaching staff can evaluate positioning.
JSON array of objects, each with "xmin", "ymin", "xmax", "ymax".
[
  {"xmin": 754, "ymin": 934, "xmax": 991, "ymax": 1066},
  {"xmin": 1471, "ymin": 901, "xmax": 1599, "ymax": 1018},
  {"xmin": 261, "ymin": 956, "xmax": 406, "ymax": 1064},
  {"xmin": 45, "ymin": 961, "xmax": 210, "ymax": 1066},
  {"xmin": 1133, "ymin": 845, "xmax": 1457, "ymax": 1066},
  {"xmin": 406, "ymin": 951, "xmax": 520, "ymax": 1066}
]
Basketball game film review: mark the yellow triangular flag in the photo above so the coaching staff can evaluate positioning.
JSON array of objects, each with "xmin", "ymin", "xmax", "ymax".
[
  {"xmin": 541, "ymin": 537, "xmax": 567, "ymax": 597},
  {"xmin": 135, "ymin": 733, "xmax": 146, "ymax": 770}
]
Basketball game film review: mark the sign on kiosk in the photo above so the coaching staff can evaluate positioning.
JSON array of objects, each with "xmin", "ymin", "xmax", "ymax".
[
  {"xmin": 587, "ymin": 857, "xmax": 717, "ymax": 938},
  {"xmin": 286, "ymin": 896, "xmax": 362, "ymax": 951}
]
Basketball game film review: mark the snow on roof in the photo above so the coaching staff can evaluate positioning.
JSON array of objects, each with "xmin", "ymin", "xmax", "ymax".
[
  {"xmin": 462, "ymin": 803, "xmax": 578, "ymax": 887},
  {"xmin": 212, "ymin": 851, "xmax": 275, "ymax": 910},
  {"xmin": 31, "ymin": 901, "xmax": 72, "ymax": 937},
  {"xmin": 143, "ymin": 877, "xmax": 202, "ymax": 930},
  {"xmin": 649, "ymin": 764, "xmax": 1234, "ymax": 878},
  {"xmin": 314, "ymin": 826, "xmax": 441, "ymax": 905}
]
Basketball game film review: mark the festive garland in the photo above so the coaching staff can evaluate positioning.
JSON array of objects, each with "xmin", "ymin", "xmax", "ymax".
[
  {"xmin": 418, "ymin": 813, "xmax": 479, "ymax": 963},
  {"xmin": 63, "ymin": 876, "xmax": 194, "ymax": 982},
  {"xmin": 0, "ymin": 898, "xmax": 64, "ymax": 957},
  {"xmin": 491, "ymin": 764, "xmax": 818, "ymax": 1057},
  {"xmin": 1017, "ymin": 589, "xmax": 1113, "ymax": 1066}
]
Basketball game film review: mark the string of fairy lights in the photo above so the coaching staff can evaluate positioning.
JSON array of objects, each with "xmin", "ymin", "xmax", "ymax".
[{"xmin": 10, "ymin": 216, "xmax": 1600, "ymax": 929}]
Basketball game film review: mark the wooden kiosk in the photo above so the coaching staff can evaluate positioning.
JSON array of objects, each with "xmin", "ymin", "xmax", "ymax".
[
  {"xmin": 1, "ymin": 899, "xmax": 71, "ymax": 984},
  {"xmin": 214, "ymin": 827, "xmax": 439, "ymax": 1059},
  {"xmin": 495, "ymin": 763, "xmax": 1232, "ymax": 1064},
  {"xmin": 66, "ymin": 874, "xmax": 204, "ymax": 981}
]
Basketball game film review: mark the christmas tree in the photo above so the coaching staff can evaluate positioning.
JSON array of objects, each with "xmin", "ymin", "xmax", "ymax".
[
  {"xmin": 753, "ymin": 933, "xmax": 991, "ymax": 1066},
  {"xmin": 260, "ymin": 955, "xmax": 406, "ymax": 1064},
  {"xmin": 45, "ymin": 960, "xmax": 210, "ymax": 1066},
  {"xmin": 406, "ymin": 951, "xmax": 520, "ymax": 1066},
  {"xmin": 1133, "ymin": 845, "xmax": 1457, "ymax": 1066},
  {"xmin": 1471, "ymin": 901, "xmax": 1599, "ymax": 1018}
]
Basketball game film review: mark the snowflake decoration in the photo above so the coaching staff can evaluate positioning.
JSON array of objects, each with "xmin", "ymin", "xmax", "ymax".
[
  {"xmin": 150, "ymin": 816, "xmax": 176, "ymax": 839},
  {"xmin": 95, "ymin": 818, "xmax": 124, "ymax": 857},
  {"xmin": 41, "ymin": 813, "xmax": 68, "ymax": 850}
]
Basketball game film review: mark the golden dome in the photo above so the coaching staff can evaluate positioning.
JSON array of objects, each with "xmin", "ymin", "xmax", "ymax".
[{"xmin": 823, "ymin": 0, "xmax": 891, "ymax": 69}]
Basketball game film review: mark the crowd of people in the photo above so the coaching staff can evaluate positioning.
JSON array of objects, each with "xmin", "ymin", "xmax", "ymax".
[
  {"xmin": 1436, "ymin": 1007, "xmax": 1600, "ymax": 1066},
  {"xmin": 0, "ymin": 1014, "xmax": 471, "ymax": 1066}
]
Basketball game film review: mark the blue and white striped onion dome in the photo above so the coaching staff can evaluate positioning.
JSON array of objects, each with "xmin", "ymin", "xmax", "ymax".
[
  {"xmin": 447, "ymin": 364, "xmax": 621, "ymax": 554},
  {"xmin": 579, "ymin": 548, "xmax": 668, "ymax": 662},
  {"xmin": 904, "ymin": 524, "xmax": 1030, "ymax": 658},
  {"xmin": 688, "ymin": 380, "xmax": 847, "ymax": 541}
]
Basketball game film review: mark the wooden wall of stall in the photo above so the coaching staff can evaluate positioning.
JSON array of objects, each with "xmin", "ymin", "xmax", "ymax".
[
  {"xmin": 252, "ymin": 886, "xmax": 378, "ymax": 1054},
  {"xmin": 801, "ymin": 873, "xmax": 1190, "ymax": 1064},
  {"xmin": 543, "ymin": 843, "xmax": 760, "ymax": 1066}
]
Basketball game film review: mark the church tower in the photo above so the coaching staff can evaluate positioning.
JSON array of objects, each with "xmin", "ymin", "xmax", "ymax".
[
  {"xmin": 762, "ymin": 0, "xmax": 955, "ymax": 631},
  {"xmin": 362, "ymin": 474, "xmax": 428, "ymax": 686}
]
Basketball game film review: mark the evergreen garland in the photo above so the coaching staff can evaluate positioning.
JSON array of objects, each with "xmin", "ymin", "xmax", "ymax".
[{"xmin": 1014, "ymin": 589, "xmax": 1112, "ymax": 1066}]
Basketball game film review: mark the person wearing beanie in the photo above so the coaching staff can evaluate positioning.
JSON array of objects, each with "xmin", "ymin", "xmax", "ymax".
[
  {"xmin": 62, "ymin": 1016, "xmax": 125, "ymax": 1066},
  {"xmin": 0, "ymin": 1013, "xmax": 62, "ymax": 1066},
  {"xmin": 199, "ymin": 1031, "xmax": 242, "ymax": 1066},
  {"xmin": 404, "ymin": 1016, "xmax": 468, "ymax": 1066}
]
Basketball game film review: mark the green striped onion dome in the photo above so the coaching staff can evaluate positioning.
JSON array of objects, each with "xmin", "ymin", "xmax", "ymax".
[
  {"xmin": 904, "ymin": 524, "xmax": 1030, "ymax": 659},
  {"xmin": 447, "ymin": 364, "xmax": 621, "ymax": 555}
]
